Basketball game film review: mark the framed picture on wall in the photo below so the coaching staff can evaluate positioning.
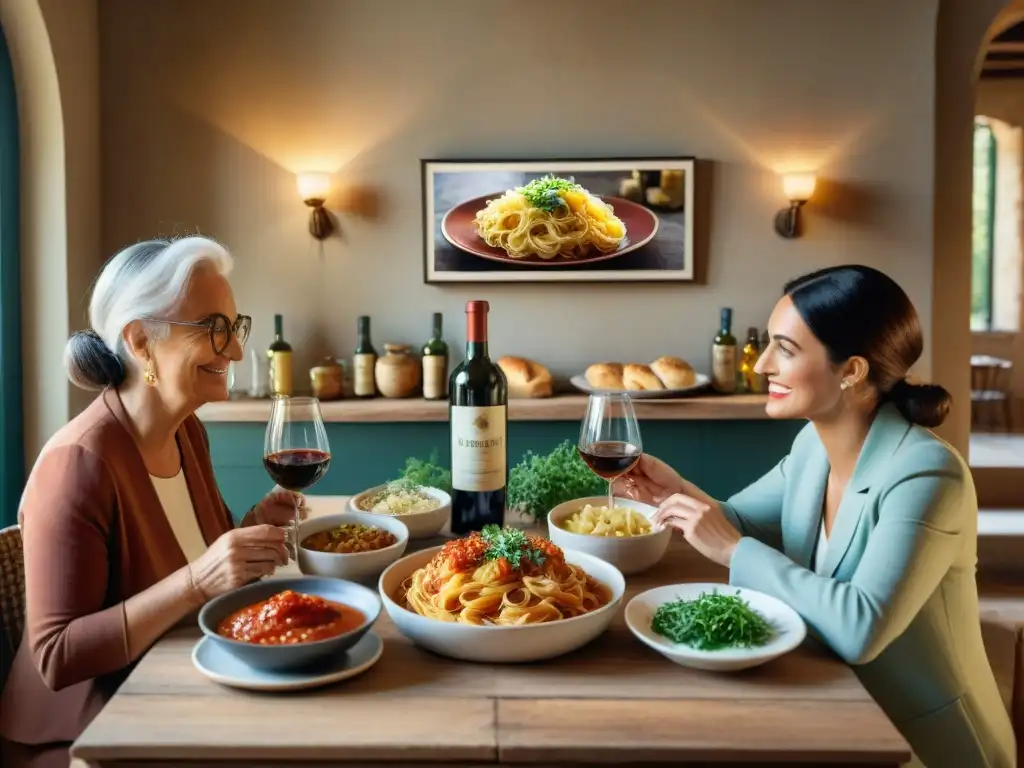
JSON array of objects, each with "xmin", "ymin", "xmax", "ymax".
[{"xmin": 421, "ymin": 157, "xmax": 696, "ymax": 284}]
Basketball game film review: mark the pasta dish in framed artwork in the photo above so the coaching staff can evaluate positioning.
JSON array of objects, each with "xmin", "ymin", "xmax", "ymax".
[{"xmin": 422, "ymin": 157, "xmax": 696, "ymax": 285}]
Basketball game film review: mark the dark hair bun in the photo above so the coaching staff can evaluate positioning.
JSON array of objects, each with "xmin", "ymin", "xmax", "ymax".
[
  {"xmin": 64, "ymin": 330, "xmax": 125, "ymax": 390},
  {"xmin": 887, "ymin": 379, "xmax": 952, "ymax": 428}
]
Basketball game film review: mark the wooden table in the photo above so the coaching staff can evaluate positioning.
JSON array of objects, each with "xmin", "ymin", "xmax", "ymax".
[{"xmin": 71, "ymin": 496, "xmax": 912, "ymax": 767}]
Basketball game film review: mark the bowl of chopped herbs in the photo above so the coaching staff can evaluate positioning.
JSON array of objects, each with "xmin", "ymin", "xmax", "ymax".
[{"xmin": 624, "ymin": 583, "xmax": 806, "ymax": 671}]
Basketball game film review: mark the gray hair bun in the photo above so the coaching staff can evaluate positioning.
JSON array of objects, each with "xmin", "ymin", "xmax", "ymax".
[{"xmin": 64, "ymin": 330, "xmax": 125, "ymax": 390}]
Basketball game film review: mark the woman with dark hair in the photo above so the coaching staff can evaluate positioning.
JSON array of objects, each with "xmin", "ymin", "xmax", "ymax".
[{"xmin": 618, "ymin": 265, "xmax": 1015, "ymax": 768}]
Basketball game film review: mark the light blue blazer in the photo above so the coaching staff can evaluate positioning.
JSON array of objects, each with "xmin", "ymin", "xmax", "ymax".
[{"xmin": 721, "ymin": 403, "xmax": 1016, "ymax": 768}]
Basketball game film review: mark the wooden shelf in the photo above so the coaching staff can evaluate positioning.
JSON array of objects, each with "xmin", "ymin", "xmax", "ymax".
[{"xmin": 196, "ymin": 393, "xmax": 774, "ymax": 423}]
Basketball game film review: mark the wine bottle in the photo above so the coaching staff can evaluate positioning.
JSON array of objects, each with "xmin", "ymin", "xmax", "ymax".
[
  {"xmin": 449, "ymin": 300, "xmax": 508, "ymax": 534},
  {"xmin": 740, "ymin": 327, "xmax": 761, "ymax": 393},
  {"xmin": 267, "ymin": 314, "xmax": 293, "ymax": 396},
  {"xmin": 353, "ymin": 315, "xmax": 377, "ymax": 398},
  {"xmin": 711, "ymin": 307, "xmax": 737, "ymax": 394},
  {"xmin": 422, "ymin": 312, "xmax": 449, "ymax": 400}
]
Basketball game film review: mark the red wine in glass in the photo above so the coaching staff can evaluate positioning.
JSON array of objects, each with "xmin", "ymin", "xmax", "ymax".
[
  {"xmin": 263, "ymin": 448, "xmax": 331, "ymax": 490},
  {"xmin": 578, "ymin": 441, "xmax": 642, "ymax": 480},
  {"xmin": 577, "ymin": 393, "xmax": 644, "ymax": 514},
  {"xmin": 264, "ymin": 396, "xmax": 331, "ymax": 558}
]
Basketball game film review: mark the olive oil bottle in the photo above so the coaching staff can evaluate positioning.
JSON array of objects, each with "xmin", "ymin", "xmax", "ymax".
[
  {"xmin": 711, "ymin": 308, "xmax": 737, "ymax": 394},
  {"xmin": 267, "ymin": 314, "xmax": 293, "ymax": 396}
]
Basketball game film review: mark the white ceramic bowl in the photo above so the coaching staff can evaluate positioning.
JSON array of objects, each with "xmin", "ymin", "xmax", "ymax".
[
  {"xmin": 297, "ymin": 511, "xmax": 409, "ymax": 585},
  {"xmin": 547, "ymin": 496, "xmax": 670, "ymax": 575},
  {"xmin": 348, "ymin": 484, "xmax": 451, "ymax": 540},
  {"xmin": 625, "ymin": 583, "xmax": 807, "ymax": 672},
  {"xmin": 378, "ymin": 544, "xmax": 626, "ymax": 663}
]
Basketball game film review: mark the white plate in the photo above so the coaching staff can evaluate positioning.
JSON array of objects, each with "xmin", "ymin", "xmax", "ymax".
[
  {"xmin": 191, "ymin": 630, "xmax": 383, "ymax": 691},
  {"xmin": 625, "ymin": 583, "xmax": 806, "ymax": 671},
  {"xmin": 570, "ymin": 373, "xmax": 711, "ymax": 399}
]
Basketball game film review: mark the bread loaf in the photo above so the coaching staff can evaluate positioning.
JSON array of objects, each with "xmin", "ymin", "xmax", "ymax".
[
  {"xmin": 650, "ymin": 355, "xmax": 697, "ymax": 389},
  {"xmin": 497, "ymin": 356, "xmax": 553, "ymax": 398},
  {"xmin": 623, "ymin": 363, "xmax": 665, "ymax": 391},
  {"xmin": 584, "ymin": 362, "xmax": 625, "ymax": 391}
]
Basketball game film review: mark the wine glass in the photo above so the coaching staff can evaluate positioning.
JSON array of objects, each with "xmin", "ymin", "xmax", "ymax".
[
  {"xmin": 577, "ymin": 393, "xmax": 644, "ymax": 526},
  {"xmin": 264, "ymin": 396, "xmax": 331, "ymax": 558}
]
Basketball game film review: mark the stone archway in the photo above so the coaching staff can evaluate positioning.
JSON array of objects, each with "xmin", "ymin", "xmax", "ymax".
[
  {"xmin": 0, "ymin": 0, "xmax": 100, "ymax": 466},
  {"xmin": 933, "ymin": 0, "xmax": 1016, "ymax": 457}
]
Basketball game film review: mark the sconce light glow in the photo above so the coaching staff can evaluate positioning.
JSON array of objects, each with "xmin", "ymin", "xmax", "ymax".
[
  {"xmin": 296, "ymin": 172, "xmax": 334, "ymax": 240},
  {"xmin": 781, "ymin": 173, "xmax": 816, "ymax": 203},
  {"xmin": 775, "ymin": 172, "xmax": 817, "ymax": 239},
  {"xmin": 297, "ymin": 172, "xmax": 332, "ymax": 203}
]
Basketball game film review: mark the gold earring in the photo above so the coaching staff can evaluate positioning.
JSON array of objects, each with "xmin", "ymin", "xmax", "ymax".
[
  {"xmin": 840, "ymin": 380, "xmax": 851, "ymax": 391},
  {"xmin": 144, "ymin": 362, "xmax": 157, "ymax": 386}
]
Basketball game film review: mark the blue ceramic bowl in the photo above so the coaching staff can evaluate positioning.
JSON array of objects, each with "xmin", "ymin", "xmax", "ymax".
[{"xmin": 197, "ymin": 576, "xmax": 381, "ymax": 671}]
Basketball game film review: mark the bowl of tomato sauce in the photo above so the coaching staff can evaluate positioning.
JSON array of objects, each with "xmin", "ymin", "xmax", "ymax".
[{"xmin": 197, "ymin": 576, "xmax": 381, "ymax": 671}]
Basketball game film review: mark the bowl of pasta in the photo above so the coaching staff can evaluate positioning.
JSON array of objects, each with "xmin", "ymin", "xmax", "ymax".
[
  {"xmin": 298, "ymin": 511, "xmax": 409, "ymax": 584},
  {"xmin": 348, "ymin": 479, "xmax": 450, "ymax": 540},
  {"xmin": 547, "ymin": 496, "xmax": 670, "ymax": 575},
  {"xmin": 378, "ymin": 525, "xmax": 626, "ymax": 663}
]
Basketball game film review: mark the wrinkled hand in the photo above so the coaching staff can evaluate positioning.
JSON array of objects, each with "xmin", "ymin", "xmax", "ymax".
[
  {"xmin": 250, "ymin": 487, "xmax": 307, "ymax": 528},
  {"xmin": 654, "ymin": 493, "xmax": 742, "ymax": 568},
  {"xmin": 188, "ymin": 525, "xmax": 289, "ymax": 600},
  {"xmin": 612, "ymin": 454, "xmax": 685, "ymax": 506}
]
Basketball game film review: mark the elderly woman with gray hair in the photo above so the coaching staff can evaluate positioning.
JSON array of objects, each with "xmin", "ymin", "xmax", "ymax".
[{"xmin": 0, "ymin": 237, "xmax": 296, "ymax": 767}]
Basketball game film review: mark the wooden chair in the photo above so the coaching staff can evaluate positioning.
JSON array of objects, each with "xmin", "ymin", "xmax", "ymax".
[
  {"xmin": 971, "ymin": 354, "xmax": 1014, "ymax": 431},
  {"xmin": 0, "ymin": 524, "xmax": 25, "ymax": 694}
]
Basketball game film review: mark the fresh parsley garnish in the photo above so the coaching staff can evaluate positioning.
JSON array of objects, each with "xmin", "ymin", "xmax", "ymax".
[
  {"xmin": 398, "ymin": 451, "xmax": 451, "ymax": 492},
  {"xmin": 480, "ymin": 524, "xmax": 546, "ymax": 569},
  {"xmin": 508, "ymin": 440, "xmax": 606, "ymax": 521},
  {"xmin": 651, "ymin": 591, "xmax": 773, "ymax": 651},
  {"xmin": 517, "ymin": 175, "xmax": 581, "ymax": 212}
]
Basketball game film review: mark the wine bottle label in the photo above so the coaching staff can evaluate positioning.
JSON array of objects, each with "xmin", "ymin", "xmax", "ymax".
[
  {"xmin": 353, "ymin": 353, "xmax": 376, "ymax": 396},
  {"xmin": 450, "ymin": 405, "xmax": 506, "ymax": 492},
  {"xmin": 422, "ymin": 355, "xmax": 447, "ymax": 399},
  {"xmin": 269, "ymin": 351, "xmax": 293, "ymax": 396},
  {"xmin": 712, "ymin": 345, "xmax": 737, "ymax": 393}
]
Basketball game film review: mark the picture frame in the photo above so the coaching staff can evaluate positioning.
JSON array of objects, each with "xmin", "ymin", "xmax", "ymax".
[{"xmin": 422, "ymin": 157, "xmax": 696, "ymax": 284}]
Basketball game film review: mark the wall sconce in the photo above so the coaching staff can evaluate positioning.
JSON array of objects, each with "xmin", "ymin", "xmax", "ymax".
[
  {"xmin": 774, "ymin": 172, "xmax": 817, "ymax": 239},
  {"xmin": 296, "ymin": 172, "xmax": 334, "ymax": 240}
]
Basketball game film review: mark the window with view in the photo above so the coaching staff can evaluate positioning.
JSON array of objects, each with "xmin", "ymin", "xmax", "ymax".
[{"xmin": 971, "ymin": 116, "xmax": 1023, "ymax": 333}]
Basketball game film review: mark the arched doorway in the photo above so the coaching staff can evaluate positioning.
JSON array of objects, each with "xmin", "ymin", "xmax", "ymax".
[{"xmin": 0, "ymin": 23, "xmax": 23, "ymax": 527}]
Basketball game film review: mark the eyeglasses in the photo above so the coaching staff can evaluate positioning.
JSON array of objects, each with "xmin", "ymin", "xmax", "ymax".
[{"xmin": 156, "ymin": 313, "xmax": 252, "ymax": 355}]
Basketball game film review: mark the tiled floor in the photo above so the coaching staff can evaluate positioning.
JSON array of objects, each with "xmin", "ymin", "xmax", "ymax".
[{"xmin": 970, "ymin": 432, "xmax": 1024, "ymax": 468}]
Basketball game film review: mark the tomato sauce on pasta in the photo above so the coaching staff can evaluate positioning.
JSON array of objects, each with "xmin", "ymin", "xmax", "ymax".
[{"xmin": 399, "ymin": 528, "xmax": 611, "ymax": 626}]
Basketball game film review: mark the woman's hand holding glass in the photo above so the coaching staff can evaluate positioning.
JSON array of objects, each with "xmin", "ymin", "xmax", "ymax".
[
  {"xmin": 615, "ymin": 453, "xmax": 742, "ymax": 567},
  {"xmin": 187, "ymin": 525, "xmax": 288, "ymax": 601},
  {"xmin": 248, "ymin": 486, "xmax": 309, "ymax": 528}
]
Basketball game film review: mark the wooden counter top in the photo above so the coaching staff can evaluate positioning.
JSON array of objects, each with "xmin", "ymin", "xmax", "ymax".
[
  {"xmin": 197, "ymin": 393, "xmax": 774, "ymax": 423},
  {"xmin": 71, "ymin": 496, "xmax": 909, "ymax": 767}
]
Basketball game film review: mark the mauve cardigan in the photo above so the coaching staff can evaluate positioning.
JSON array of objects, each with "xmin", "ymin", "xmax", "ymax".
[{"xmin": 0, "ymin": 389, "xmax": 235, "ymax": 747}]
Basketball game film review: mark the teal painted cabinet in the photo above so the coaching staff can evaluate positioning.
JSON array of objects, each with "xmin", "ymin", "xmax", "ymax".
[{"xmin": 204, "ymin": 418, "xmax": 803, "ymax": 523}]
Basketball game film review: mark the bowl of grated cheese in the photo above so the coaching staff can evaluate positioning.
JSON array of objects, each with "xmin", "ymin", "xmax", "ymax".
[{"xmin": 349, "ymin": 479, "xmax": 451, "ymax": 540}]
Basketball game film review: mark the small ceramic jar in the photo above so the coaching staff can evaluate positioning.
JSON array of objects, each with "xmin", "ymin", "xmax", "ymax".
[
  {"xmin": 375, "ymin": 344, "xmax": 421, "ymax": 398},
  {"xmin": 309, "ymin": 357, "xmax": 346, "ymax": 400}
]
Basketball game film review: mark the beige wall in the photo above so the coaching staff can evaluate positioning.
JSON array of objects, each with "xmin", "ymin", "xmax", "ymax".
[
  {"xmin": 99, "ymin": 0, "xmax": 941, "ymax": 396},
  {"xmin": 0, "ymin": 0, "xmax": 101, "ymax": 462},
  {"xmin": 3, "ymin": 0, "xmax": 1016, "ymax": 463}
]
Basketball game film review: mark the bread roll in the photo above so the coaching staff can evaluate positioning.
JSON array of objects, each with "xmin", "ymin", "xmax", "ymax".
[
  {"xmin": 497, "ymin": 356, "xmax": 553, "ymax": 398},
  {"xmin": 585, "ymin": 362, "xmax": 624, "ymax": 391},
  {"xmin": 650, "ymin": 355, "xmax": 697, "ymax": 389},
  {"xmin": 623, "ymin": 363, "xmax": 665, "ymax": 391}
]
